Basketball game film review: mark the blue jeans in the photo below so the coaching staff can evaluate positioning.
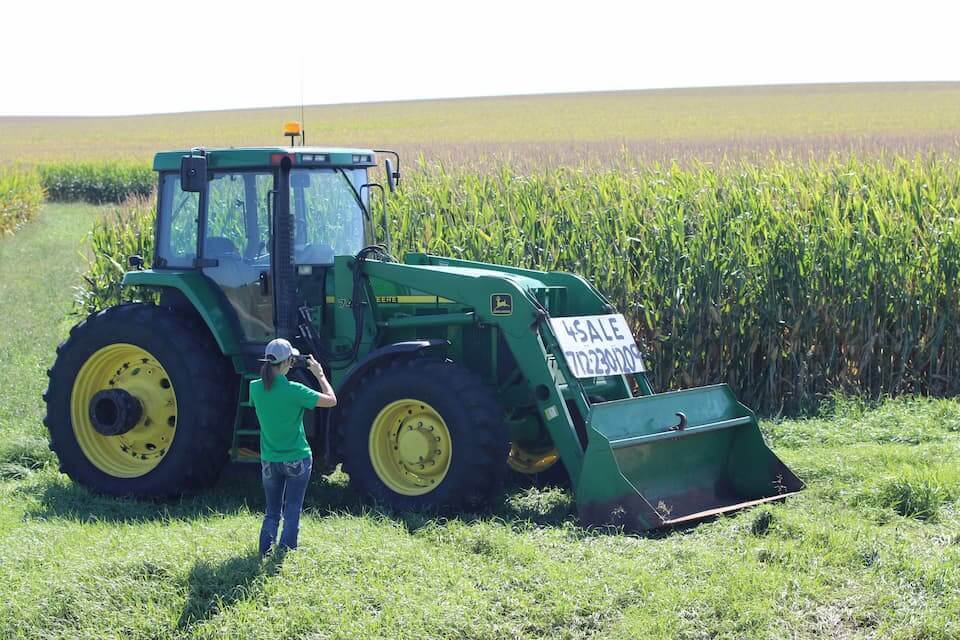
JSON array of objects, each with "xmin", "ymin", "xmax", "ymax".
[{"xmin": 259, "ymin": 456, "xmax": 312, "ymax": 556}]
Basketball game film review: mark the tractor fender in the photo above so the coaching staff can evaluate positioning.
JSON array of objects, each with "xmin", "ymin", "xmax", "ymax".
[
  {"xmin": 334, "ymin": 339, "xmax": 449, "ymax": 402},
  {"xmin": 123, "ymin": 270, "xmax": 244, "ymax": 355}
]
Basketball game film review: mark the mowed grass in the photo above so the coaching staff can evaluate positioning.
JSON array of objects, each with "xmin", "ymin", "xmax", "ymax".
[
  {"xmin": 1, "ymin": 403, "xmax": 958, "ymax": 639},
  {"xmin": 0, "ymin": 202, "xmax": 101, "ymax": 472},
  {"xmin": 2, "ymin": 82, "xmax": 959, "ymax": 166},
  {"xmin": 0, "ymin": 204, "xmax": 959, "ymax": 638}
]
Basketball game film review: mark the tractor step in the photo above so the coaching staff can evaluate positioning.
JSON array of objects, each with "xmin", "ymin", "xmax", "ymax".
[{"xmin": 231, "ymin": 447, "xmax": 261, "ymax": 463}]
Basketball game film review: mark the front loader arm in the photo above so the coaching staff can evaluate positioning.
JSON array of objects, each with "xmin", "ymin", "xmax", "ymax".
[
  {"xmin": 360, "ymin": 259, "xmax": 590, "ymax": 482},
  {"xmin": 403, "ymin": 253, "xmax": 613, "ymax": 316}
]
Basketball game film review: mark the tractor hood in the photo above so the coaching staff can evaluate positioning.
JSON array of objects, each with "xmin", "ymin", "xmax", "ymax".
[
  {"xmin": 361, "ymin": 258, "xmax": 556, "ymax": 329},
  {"xmin": 379, "ymin": 252, "xmax": 616, "ymax": 322},
  {"xmin": 407, "ymin": 264, "xmax": 549, "ymax": 291},
  {"xmin": 357, "ymin": 253, "xmax": 607, "ymax": 338}
]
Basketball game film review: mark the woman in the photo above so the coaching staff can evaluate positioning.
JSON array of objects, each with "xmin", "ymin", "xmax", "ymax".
[{"xmin": 249, "ymin": 338, "xmax": 336, "ymax": 556}]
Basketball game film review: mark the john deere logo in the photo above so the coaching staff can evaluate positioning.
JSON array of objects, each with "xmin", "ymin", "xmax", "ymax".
[{"xmin": 491, "ymin": 294, "xmax": 513, "ymax": 315}]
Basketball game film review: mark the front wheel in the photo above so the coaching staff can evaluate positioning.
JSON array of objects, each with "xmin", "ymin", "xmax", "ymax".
[{"xmin": 338, "ymin": 358, "xmax": 508, "ymax": 511}]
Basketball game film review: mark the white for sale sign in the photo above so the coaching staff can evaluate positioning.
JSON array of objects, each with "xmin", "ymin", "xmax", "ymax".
[{"xmin": 549, "ymin": 314, "xmax": 646, "ymax": 378}]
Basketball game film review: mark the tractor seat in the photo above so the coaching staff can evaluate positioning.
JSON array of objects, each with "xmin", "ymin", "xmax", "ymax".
[{"xmin": 204, "ymin": 236, "xmax": 240, "ymax": 258}]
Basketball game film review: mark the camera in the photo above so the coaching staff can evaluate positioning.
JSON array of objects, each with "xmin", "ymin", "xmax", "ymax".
[{"xmin": 292, "ymin": 354, "xmax": 310, "ymax": 367}]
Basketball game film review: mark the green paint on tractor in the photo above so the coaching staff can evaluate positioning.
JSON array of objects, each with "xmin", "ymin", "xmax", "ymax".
[{"xmin": 44, "ymin": 129, "xmax": 802, "ymax": 531}]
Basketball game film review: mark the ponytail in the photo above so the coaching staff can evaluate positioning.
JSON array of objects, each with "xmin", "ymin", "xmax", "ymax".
[{"xmin": 261, "ymin": 361, "xmax": 277, "ymax": 391}]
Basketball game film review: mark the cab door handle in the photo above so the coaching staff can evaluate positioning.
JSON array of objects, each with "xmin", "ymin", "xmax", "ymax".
[{"xmin": 259, "ymin": 271, "xmax": 270, "ymax": 295}]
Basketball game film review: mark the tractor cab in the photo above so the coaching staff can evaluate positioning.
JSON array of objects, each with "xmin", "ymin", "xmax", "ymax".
[{"xmin": 150, "ymin": 125, "xmax": 397, "ymax": 344}]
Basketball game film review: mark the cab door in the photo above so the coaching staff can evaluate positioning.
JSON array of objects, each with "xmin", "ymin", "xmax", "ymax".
[{"xmin": 201, "ymin": 171, "xmax": 275, "ymax": 343}]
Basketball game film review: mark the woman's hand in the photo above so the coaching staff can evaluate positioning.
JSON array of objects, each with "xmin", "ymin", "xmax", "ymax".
[
  {"xmin": 307, "ymin": 355, "xmax": 324, "ymax": 380},
  {"xmin": 307, "ymin": 355, "xmax": 337, "ymax": 408}
]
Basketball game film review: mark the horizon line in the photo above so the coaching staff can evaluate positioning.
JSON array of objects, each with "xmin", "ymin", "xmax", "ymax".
[{"xmin": 2, "ymin": 80, "xmax": 958, "ymax": 120}]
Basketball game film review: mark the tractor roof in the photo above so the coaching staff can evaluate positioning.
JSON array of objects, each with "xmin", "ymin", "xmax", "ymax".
[{"xmin": 152, "ymin": 147, "xmax": 378, "ymax": 171}]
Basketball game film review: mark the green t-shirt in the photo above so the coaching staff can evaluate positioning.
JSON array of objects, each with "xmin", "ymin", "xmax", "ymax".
[{"xmin": 249, "ymin": 374, "xmax": 320, "ymax": 462}]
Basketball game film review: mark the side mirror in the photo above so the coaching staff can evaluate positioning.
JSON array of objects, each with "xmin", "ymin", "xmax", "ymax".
[
  {"xmin": 384, "ymin": 158, "xmax": 397, "ymax": 193},
  {"xmin": 128, "ymin": 255, "xmax": 145, "ymax": 270},
  {"xmin": 180, "ymin": 154, "xmax": 207, "ymax": 193}
]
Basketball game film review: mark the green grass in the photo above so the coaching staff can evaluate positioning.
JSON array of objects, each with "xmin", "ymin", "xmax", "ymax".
[
  {"xmin": 1, "ymin": 400, "xmax": 958, "ymax": 639},
  {"xmin": 0, "ymin": 202, "xmax": 101, "ymax": 473},
  {"xmin": 1, "ymin": 204, "xmax": 959, "ymax": 638},
  {"xmin": 2, "ymin": 82, "xmax": 959, "ymax": 166}
]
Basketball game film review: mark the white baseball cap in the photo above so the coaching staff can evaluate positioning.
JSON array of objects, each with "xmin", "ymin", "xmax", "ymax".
[{"xmin": 260, "ymin": 338, "xmax": 300, "ymax": 363}]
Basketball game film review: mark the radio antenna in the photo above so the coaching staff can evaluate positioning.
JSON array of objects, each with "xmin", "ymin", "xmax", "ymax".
[{"xmin": 299, "ymin": 58, "xmax": 306, "ymax": 146}]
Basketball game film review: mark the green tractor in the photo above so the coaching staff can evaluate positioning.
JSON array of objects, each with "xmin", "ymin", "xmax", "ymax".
[{"xmin": 44, "ymin": 124, "xmax": 803, "ymax": 530}]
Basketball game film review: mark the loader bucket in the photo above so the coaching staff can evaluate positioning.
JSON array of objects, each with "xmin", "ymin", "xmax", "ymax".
[{"xmin": 575, "ymin": 384, "xmax": 803, "ymax": 531}]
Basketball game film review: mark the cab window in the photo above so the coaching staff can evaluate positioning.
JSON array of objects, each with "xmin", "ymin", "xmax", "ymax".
[
  {"xmin": 156, "ymin": 174, "xmax": 199, "ymax": 268},
  {"xmin": 205, "ymin": 171, "xmax": 273, "ymax": 260},
  {"xmin": 290, "ymin": 168, "xmax": 367, "ymax": 264}
]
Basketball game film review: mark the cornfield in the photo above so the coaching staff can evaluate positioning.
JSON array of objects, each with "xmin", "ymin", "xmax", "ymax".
[
  {"xmin": 82, "ymin": 156, "xmax": 960, "ymax": 415},
  {"xmin": 0, "ymin": 169, "xmax": 44, "ymax": 235},
  {"xmin": 77, "ymin": 196, "xmax": 155, "ymax": 313},
  {"xmin": 39, "ymin": 162, "xmax": 153, "ymax": 204}
]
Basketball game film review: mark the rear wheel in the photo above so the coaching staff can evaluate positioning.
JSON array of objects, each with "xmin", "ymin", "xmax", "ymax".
[
  {"xmin": 339, "ymin": 358, "xmax": 508, "ymax": 510},
  {"xmin": 44, "ymin": 303, "xmax": 236, "ymax": 496}
]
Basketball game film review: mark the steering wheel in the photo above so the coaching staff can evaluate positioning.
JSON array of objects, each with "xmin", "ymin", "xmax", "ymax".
[{"xmin": 246, "ymin": 249, "xmax": 271, "ymax": 267}]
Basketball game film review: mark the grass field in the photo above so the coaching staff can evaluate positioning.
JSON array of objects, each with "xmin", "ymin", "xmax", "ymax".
[
  {"xmin": 0, "ymin": 203, "xmax": 100, "ymax": 470},
  {"xmin": 2, "ymin": 82, "xmax": 959, "ymax": 166},
  {"xmin": 1, "ymin": 204, "xmax": 959, "ymax": 639}
]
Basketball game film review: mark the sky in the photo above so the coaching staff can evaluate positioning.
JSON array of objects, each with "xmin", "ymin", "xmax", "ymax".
[{"xmin": 2, "ymin": 0, "xmax": 959, "ymax": 117}]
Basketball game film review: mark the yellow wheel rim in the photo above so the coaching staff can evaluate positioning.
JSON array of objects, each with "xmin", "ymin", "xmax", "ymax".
[
  {"xmin": 70, "ymin": 344, "xmax": 178, "ymax": 478},
  {"xmin": 368, "ymin": 399, "xmax": 451, "ymax": 496},
  {"xmin": 507, "ymin": 443, "xmax": 559, "ymax": 474}
]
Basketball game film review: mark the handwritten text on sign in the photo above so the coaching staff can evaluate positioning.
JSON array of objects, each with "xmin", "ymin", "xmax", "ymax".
[{"xmin": 549, "ymin": 314, "xmax": 646, "ymax": 378}]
